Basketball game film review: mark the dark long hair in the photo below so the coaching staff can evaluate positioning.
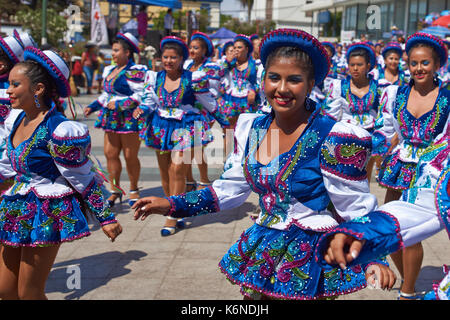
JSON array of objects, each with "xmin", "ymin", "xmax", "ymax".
[{"xmin": 15, "ymin": 60, "xmax": 65, "ymax": 115}]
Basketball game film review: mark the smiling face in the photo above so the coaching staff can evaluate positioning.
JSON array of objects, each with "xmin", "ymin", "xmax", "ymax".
[
  {"xmin": 189, "ymin": 39, "xmax": 206, "ymax": 61},
  {"xmin": 0, "ymin": 50, "xmax": 13, "ymax": 76},
  {"xmin": 408, "ymin": 45, "xmax": 440, "ymax": 86},
  {"xmin": 6, "ymin": 65, "xmax": 36, "ymax": 110},
  {"xmin": 384, "ymin": 51, "xmax": 400, "ymax": 72},
  {"xmin": 162, "ymin": 48, "xmax": 183, "ymax": 72},
  {"xmin": 264, "ymin": 56, "xmax": 314, "ymax": 117}
]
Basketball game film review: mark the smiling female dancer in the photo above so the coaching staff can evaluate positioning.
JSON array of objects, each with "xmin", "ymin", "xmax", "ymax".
[{"xmin": 131, "ymin": 29, "xmax": 392, "ymax": 300}]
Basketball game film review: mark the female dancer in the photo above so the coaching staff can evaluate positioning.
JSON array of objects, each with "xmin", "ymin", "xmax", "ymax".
[
  {"xmin": 372, "ymin": 32, "xmax": 450, "ymax": 299},
  {"xmin": 322, "ymin": 42, "xmax": 381, "ymax": 181},
  {"xmin": 134, "ymin": 36, "xmax": 228, "ymax": 236},
  {"xmin": 183, "ymin": 32, "xmax": 222, "ymax": 191},
  {"xmin": 373, "ymin": 42, "xmax": 409, "ymax": 89},
  {"xmin": 220, "ymin": 34, "xmax": 261, "ymax": 129},
  {"xmin": 317, "ymin": 119, "xmax": 450, "ymax": 299},
  {"xmin": 0, "ymin": 47, "xmax": 121, "ymax": 299},
  {"xmin": 84, "ymin": 32, "xmax": 147, "ymax": 207},
  {"xmin": 132, "ymin": 29, "xmax": 392, "ymax": 300}
]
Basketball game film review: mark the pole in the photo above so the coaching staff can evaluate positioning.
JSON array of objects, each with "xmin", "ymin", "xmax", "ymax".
[{"xmin": 41, "ymin": 0, "xmax": 48, "ymax": 45}]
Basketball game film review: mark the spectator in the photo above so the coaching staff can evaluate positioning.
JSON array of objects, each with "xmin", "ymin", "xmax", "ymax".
[
  {"xmin": 164, "ymin": 9, "xmax": 174, "ymax": 36},
  {"xmin": 81, "ymin": 43, "xmax": 99, "ymax": 95},
  {"xmin": 72, "ymin": 56, "xmax": 84, "ymax": 94},
  {"xmin": 137, "ymin": 6, "xmax": 148, "ymax": 40},
  {"xmin": 96, "ymin": 52, "xmax": 105, "ymax": 94},
  {"xmin": 187, "ymin": 10, "xmax": 199, "ymax": 42}
]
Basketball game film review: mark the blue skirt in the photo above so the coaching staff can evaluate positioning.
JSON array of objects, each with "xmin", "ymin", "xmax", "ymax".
[
  {"xmin": 0, "ymin": 192, "xmax": 91, "ymax": 247},
  {"xmin": 220, "ymin": 93, "xmax": 255, "ymax": 118},
  {"xmin": 377, "ymin": 150, "xmax": 417, "ymax": 190},
  {"xmin": 94, "ymin": 107, "xmax": 141, "ymax": 134},
  {"xmin": 219, "ymin": 223, "xmax": 368, "ymax": 300},
  {"xmin": 140, "ymin": 112, "xmax": 214, "ymax": 152}
]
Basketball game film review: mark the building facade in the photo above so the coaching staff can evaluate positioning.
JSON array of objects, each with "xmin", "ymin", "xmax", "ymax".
[
  {"xmin": 251, "ymin": 0, "xmax": 314, "ymax": 30},
  {"xmin": 303, "ymin": 0, "xmax": 449, "ymax": 41}
]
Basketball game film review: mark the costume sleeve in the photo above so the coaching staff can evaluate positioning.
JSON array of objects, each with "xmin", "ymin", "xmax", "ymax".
[
  {"xmin": 321, "ymin": 79, "xmax": 345, "ymax": 121},
  {"xmin": 166, "ymin": 114, "xmax": 259, "ymax": 218},
  {"xmin": 86, "ymin": 65, "xmax": 115, "ymax": 112},
  {"xmin": 320, "ymin": 122, "xmax": 378, "ymax": 221},
  {"xmin": 372, "ymin": 85, "xmax": 399, "ymax": 156},
  {"xmin": 192, "ymin": 70, "xmax": 229, "ymax": 127},
  {"xmin": 139, "ymin": 70, "xmax": 159, "ymax": 115},
  {"xmin": 315, "ymin": 160, "xmax": 450, "ymax": 270},
  {"xmin": 49, "ymin": 121, "xmax": 117, "ymax": 226},
  {"xmin": 112, "ymin": 64, "xmax": 148, "ymax": 110}
]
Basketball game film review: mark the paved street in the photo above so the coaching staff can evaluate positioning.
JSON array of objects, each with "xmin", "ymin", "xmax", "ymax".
[{"xmin": 45, "ymin": 93, "xmax": 450, "ymax": 300}]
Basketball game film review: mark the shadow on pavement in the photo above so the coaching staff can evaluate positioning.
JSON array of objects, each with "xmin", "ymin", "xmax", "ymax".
[{"xmin": 46, "ymin": 250, "xmax": 147, "ymax": 300}]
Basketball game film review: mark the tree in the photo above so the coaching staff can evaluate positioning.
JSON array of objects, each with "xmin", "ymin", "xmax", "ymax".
[
  {"xmin": 239, "ymin": 0, "xmax": 254, "ymax": 22},
  {"xmin": 16, "ymin": 5, "xmax": 67, "ymax": 47}
]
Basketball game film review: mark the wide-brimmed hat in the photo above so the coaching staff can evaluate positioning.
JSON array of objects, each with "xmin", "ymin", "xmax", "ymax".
[
  {"xmin": 190, "ymin": 32, "xmax": 214, "ymax": 57},
  {"xmin": 234, "ymin": 34, "xmax": 253, "ymax": 57},
  {"xmin": 13, "ymin": 30, "xmax": 38, "ymax": 49},
  {"xmin": 346, "ymin": 42, "xmax": 376, "ymax": 70},
  {"xmin": 322, "ymin": 41, "xmax": 336, "ymax": 57},
  {"xmin": 382, "ymin": 42, "xmax": 403, "ymax": 59},
  {"xmin": 0, "ymin": 35, "xmax": 25, "ymax": 63},
  {"xmin": 116, "ymin": 32, "xmax": 140, "ymax": 54},
  {"xmin": 160, "ymin": 36, "xmax": 189, "ymax": 60},
  {"xmin": 406, "ymin": 32, "xmax": 448, "ymax": 68},
  {"xmin": 23, "ymin": 47, "xmax": 71, "ymax": 98},
  {"xmin": 259, "ymin": 28, "xmax": 331, "ymax": 85}
]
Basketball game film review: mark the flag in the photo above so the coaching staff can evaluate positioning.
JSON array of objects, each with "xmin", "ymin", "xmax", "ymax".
[{"xmin": 90, "ymin": 0, "xmax": 109, "ymax": 45}]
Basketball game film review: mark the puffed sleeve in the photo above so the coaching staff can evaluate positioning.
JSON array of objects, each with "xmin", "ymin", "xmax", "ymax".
[
  {"xmin": 113, "ymin": 64, "xmax": 148, "ymax": 110},
  {"xmin": 320, "ymin": 122, "xmax": 378, "ymax": 221},
  {"xmin": 372, "ymin": 85, "xmax": 399, "ymax": 156},
  {"xmin": 139, "ymin": 70, "xmax": 159, "ymax": 115},
  {"xmin": 321, "ymin": 79, "xmax": 345, "ymax": 121},
  {"xmin": 192, "ymin": 70, "xmax": 229, "ymax": 127},
  {"xmin": 165, "ymin": 113, "xmax": 259, "ymax": 218},
  {"xmin": 48, "ymin": 121, "xmax": 117, "ymax": 226},
  {"xmin": 0, "ymin": 109, "xmax": 22, "ymax": 184},
  {"xmin": 86, "ymin": 65, "xmax": 115, "ymax": 112}
]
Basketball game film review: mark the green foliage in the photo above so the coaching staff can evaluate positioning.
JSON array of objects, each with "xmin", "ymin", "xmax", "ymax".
[
  {"xmin": 222, "ymin": 17, "xmax": 275, "ymax": 36},
  {"xmin": 16, "ymin": 5, "xmax": 67, "ymax": 47}
]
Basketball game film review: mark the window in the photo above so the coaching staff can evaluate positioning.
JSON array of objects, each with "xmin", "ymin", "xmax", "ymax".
[
  {"xmin": 409, "ymin": 0, "xmax": 418, "ymax": 34},
  {"xmin": 345, "ymin": 5, "xmax": 357, "ymax": 30},
  {"xmin": 394, "ymin": 0, "xmax": 405, "ymax": 31}
]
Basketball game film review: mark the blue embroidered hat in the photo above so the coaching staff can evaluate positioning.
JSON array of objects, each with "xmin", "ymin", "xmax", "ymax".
[
  {"xmin": 0, "ymin": 35, "xmax": 24, "ymax": 64},
  {"xmin": 259, "ymin": 28, "xmax": 331, "ymax": 85},
  {"xmin": 160, "ymin": 36, "xmax": 189, "ymax": 60},
  {"xmin": 221, "ymin": 41, "xmax": 234, "ymax": 57},
  {"xmin": 23, "ymin": 47, "xmax": 71, "ymax": 98},
  {"xmin": 191, "ymin": 31, "xmax": 214, "ymax": 57},
  {"xmin": 346, "ymin": 42, "xmax": 376, "ymax": 70},
  {"xmin": 116, "ymin": 32, "xmax": 140, "ymax": 54},
  {"xmin": 13, "ymin": 29, "xmax": 38, "ymax": 49},
  {"xmin": 234, "ymin": 34, "xmax": 253, "ymax": 57},
  {"xmin": 322, "ymin": 41, "xmax": 336, "ymax": 57},
  {"xmin": 406, "ymin": 32, "xmax": 448, "ymax": 68},
  {"xmin": 249, "ymin": 34, "xmax": 259, "ymax": 41},
  {"xmin": 382, "ymin": 42, "xmax": 403, "ymax": 59}
]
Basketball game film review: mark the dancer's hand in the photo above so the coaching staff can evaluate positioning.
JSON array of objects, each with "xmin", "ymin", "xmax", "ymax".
[
  {"xmin": 365, "ymin": 264, "xmax": 397, "ymax": 290},
  {"xmin": 84, "ymin": 107, "xmax": 93, "ymax": 117},
  {"xmin": 324, "ymin": 233, "xmax": 366, "ymax": 269},
  {"xmin": 247, "ymin": 90, "xmax": 256, "ymax": 105},
  {"xmin": 133, "ymin": 107, "xmax": 144, "ymax": 119},
  {"xmin": 102, "ymin": 222, "xmax": 123, "ymax": 242},
  {"xmin": 132, "ymin": 197, "xmax": 171, "ymax": 221},
  {"xmin": 106, "ymin": 101, "xmax": 116, "ymax": 110}
]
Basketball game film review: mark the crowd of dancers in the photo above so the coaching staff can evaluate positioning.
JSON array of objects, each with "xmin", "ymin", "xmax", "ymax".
[{"xmin": 0, "ymin": 26, "xmax": 448, "ymax": 300}]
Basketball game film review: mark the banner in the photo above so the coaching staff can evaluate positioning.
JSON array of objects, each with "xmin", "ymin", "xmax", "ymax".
[{"xmin": 90, "ymin": 0, "xmax": 109, "ymax": 45}]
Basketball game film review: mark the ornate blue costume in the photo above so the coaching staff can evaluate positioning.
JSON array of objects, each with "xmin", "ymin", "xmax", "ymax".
[{"xmin": 0, "ymin": 106, "xmax": 116, "ymax": 247}]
